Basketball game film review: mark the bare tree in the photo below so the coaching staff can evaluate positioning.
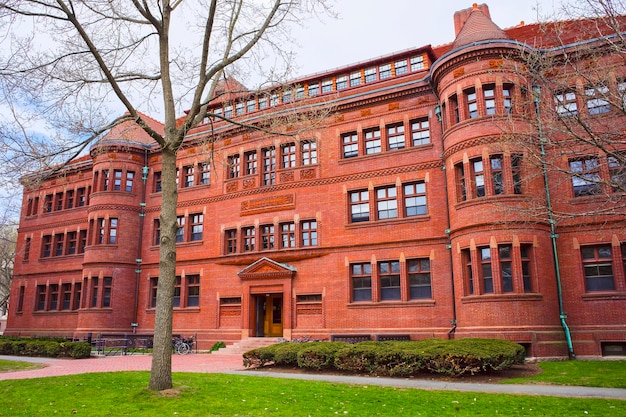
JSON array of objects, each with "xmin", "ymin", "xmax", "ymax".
[
  {"xmin": 0, "ymin": 0, "xmax": 333, "ymax": 390},
  {"xmin": 0, "ymin": 226, "xmax": 15, "ymax": 317}
]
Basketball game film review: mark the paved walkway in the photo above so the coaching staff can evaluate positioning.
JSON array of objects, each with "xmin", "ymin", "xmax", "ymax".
[{"xmin": 1, "ymin": 354, "xmax": 626, "ymax": 399}]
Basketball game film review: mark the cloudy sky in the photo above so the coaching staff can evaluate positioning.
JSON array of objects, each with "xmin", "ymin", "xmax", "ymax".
[{"xmin": 289, "ymin": 0, "xmax": 563, "ymax": 77}]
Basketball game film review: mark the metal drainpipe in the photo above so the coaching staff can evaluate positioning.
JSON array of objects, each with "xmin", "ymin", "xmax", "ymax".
[
  {"xmin": 131, "ymin": 148, "xmax": 149, "ymax": 333},
  {"xmin": 532, "ymin": 85, "xmax": 576, "ymax": 359}
]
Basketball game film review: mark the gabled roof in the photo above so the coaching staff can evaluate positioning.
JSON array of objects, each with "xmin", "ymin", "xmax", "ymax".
[
  {"xmin": 238, "ymin": 257, "xmax": 297, "ymax": 280},
  {"xmin": 452, "ymin": 3, "xmax": 509, "ymax": 50}
]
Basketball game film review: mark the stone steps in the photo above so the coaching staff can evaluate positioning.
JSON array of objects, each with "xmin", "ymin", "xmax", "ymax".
[{"xmin": 212, "ymin": 337, "xmax": 282, "ymax": 355}]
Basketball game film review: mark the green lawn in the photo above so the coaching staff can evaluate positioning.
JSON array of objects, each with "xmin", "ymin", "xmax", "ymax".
[
  {"xmin": 504, "ymin": 360, "xmax": 626, "ymax": 388},
  {"xmin": 0, "ymin": 359, "xmax": 44, "ymax": 373},
  {"xmin": 0, "ymin": 371, "xmax": 624, "ymax": 417}
]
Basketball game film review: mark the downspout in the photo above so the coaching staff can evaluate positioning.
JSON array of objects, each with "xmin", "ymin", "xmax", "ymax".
[
  {"xmin": 532, "ymin": 85, "xmax": 576, "ymax": 359},
  {"xmin": 131, "ymin": 148, "xmax": 149, "ymax": 333}
]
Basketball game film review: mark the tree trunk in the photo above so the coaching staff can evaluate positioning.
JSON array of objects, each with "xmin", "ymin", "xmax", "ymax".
[{"xmin": 149, "ymin": 148, "xmax": 178, "ymax": 390}]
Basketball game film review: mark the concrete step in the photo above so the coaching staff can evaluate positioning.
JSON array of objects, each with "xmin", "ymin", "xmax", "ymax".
[{"xmin": 213, "ymin": 337, "xmax": 282, "ymax": 355}]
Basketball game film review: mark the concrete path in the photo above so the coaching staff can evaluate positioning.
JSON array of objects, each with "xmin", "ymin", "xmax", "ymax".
[{"xmin": 1, "ymin": 354, "xmax": 626, "ymax": 399}]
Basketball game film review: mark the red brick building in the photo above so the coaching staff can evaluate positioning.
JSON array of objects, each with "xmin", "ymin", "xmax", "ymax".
[{"xmin": 6, "ymin": 4, "xmax": 626, "ymax": 358}]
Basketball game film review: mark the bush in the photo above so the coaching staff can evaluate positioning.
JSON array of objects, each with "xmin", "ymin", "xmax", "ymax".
[
  {"xmin": 70, "ymin": 342, "xmax": 92, "ymax": 358},
  {"xmin": 0, "ymin": 337, "xmax": 92, "ymax": 359},
  {"xmin": 297, "ymin": 342, "xmax": 348, "ymax": 370},
  {"xmin": 273, "ymin": 342, "xmax": 304, "ymax": 366},
  {"xmin": 243, "ymin": 343, "xmax": 282, "ymax": 368}
]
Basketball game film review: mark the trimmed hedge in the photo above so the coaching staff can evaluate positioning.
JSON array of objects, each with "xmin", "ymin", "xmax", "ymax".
[
  {"xmin": 243, "ymin": 338, "xmax": 525, "ymax": 377},
  {"xmin": 0, "ymin": 337, "xmax": 92, "ymax": 359}
]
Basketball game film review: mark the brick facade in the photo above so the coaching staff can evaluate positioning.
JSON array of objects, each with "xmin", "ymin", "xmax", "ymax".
[{"xmin": 6, "ymin": 4, "xmax": 626, "ymax": 358}]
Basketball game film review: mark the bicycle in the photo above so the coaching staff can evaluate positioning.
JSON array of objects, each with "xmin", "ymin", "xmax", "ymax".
[{"xmin": 172, "ymin": 335, "xmax": 194, "ymax": 355}]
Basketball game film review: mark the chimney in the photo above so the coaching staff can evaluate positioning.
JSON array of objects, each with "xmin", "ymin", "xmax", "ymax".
[{"xmin": 454, "ymin": 3, "xmax": 491, "ymax": 37}]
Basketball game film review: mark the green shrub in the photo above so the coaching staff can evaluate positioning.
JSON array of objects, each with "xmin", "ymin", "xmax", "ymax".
[
  {"xmin": 0, "ymin": 337, "xmax": 92, "ymax": 359},
  {"xmin": 297, "ymin": 342, "xmax": 348, "ymax": 370},
  {"xmin": 273, "ymin": 342, "xmax": 304, "ymax": 366},
  {"xmin": 334, "ymin": 341, "xmax": 425, "ymax": 376},
  {"xmin": 210, "ymin": 341, "xmax": 226, "ymax": 352},
  {"xmin": 243, "ymin": 343, "xmax": 282, "ymax": 368},
  {"xmin": 70, "ymin": 342, "xmax": 92, "ymax": 358}
]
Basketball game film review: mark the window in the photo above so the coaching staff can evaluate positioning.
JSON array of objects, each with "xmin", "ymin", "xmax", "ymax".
[
  {"xmin": 242, "ymin": 226, "xmax": 255, "ymax": 252},
  {"xmin": 586, "ymin": 85, "xmax": 610, "ymax": 115},
  {"xmin": 54, "ymin": 192, "xmax": 63, "ymax": 211},
  {"xmin": 521, "ymin": 244, "xmax": 533, "ymax": 292},
  {"xmin": 484, "ymin": 85, "xmax": 496, "ymax": 115},
  {"xmin": 113, "ymin": 170, "xmax": 122, "ymax": 191},
  {"xmin": 301, "ymin": 220, "xmax": 317, "ymax": 247},
  {"xmin": 609, "ymin": 155, "xmax": 626, "ymax": 192},
  {"xmin": 512, "ymin": 154, "xmax": 523, "ymax": 194},
  {"xmin": 17, "ymin": 285, "xmax": 25, "ymax": 312},
  {"xmin": 387, "ymin": 123, "xmax": 405, "ymax": 150},
  {"xmin": 183, "ymin": 165, "xmax": 194, "ymax": 187},
  {"xmin": 308, "ymin": 83, "xmax": 319, "ymax": 97},
  {"xmin": 282, "ymin": 90, "xmax": 292, "ymax": 103},
  {"xmin": 61, "ymin": 284, "xmax": 72, "ymax": 310},
  {"xmin": 190, "ymin": 213, "xmax": 203, "ymax": 241},
  {"xmin": 491, "ymin": 155, "xmax": 504, "ymax": 195},
  {"xmin": 281, "ymin": 142, "xmax": 296, "ymax": 168},
  {"xmin": 186, "ymin": 275, "xmax": 200, "ymax": 307},
  {"xmin": 236, "ymin": 102, "xmax": 244, "ymax": 115},
  {"xmin": 581, "ymin": 245, "xmax": 615, "ymax": 291},
  {"xmin": 73, "ymin": 282, "xmax": 82, "ymax": 310},
  {"xmin": 280, "ymin": 222, "xmax": 295, "ymax": 248},
  {"xmin": 176, "ymin": 216, "xmax": 185, "ymax": 243},
  {"xmin": 23, "ymin": 237, "xmax": 31, "ymax": 262},
  {"xmin": 301, "ymin": 140, "xmax": 317, "ymax": 165},
  {"xmin": 173, "ymin": 276, "xmax": 181, "ymax": 307},
  {"xmin": 78, "ymin": 230, "xmax": 87, "ymax": 254},
  {"xmin": 54, "ymin": 234, "xmax": 63, "ymax": 256},
  {"xmin": 154, "ymin": 171, "xmax": 162, "ymax": 192},
  {"xmin": 449, "ymin": 94, "xmax": 459, "ymax": 124},
  {"xmin": 246, "ymin": 99, "xmax": 256, "ymax": 113},
  {"xmin": 555, "ymin": 90, "xmax": 578, "ymax": 117},
  {"xmin": 364, "ymin": 67, "xmax": 376, "ymax": 83},
  {"xmin": 321, "ymin": 79, "xmax": 332, "ymax": 93},
  {"xmin": 408, "ymin": 259, "xmax": 431, "ymax": 299},
  {"xmin": 570, "ymin": 158, "xmax": 600, "ymax": 196},
  {"xmin": 379, "ymin": 63, "xmax": 391, "ymax": 80},
  {"xmin": 227, "ymin": 154, "xmax": 240, "ymax": 179},
  {"xmin": 90, "ymin": 277, "xmax": 99, "ymax": 308},
  {"xmin": 410, "ymin": 118, "xmax": 430, "ymax": 146},
  {"xmin": 262, "ymin": 147, "xmax": 276, "ymax": 186},
  {"xmin": 503, "ymin": 85, "xmax": 513, "ymax": 114},
  {"xmin": 66, "ymin": 231, "xmax": 77, "ymax": 255},
  {"xmin": 244, "ymin": 151, "xmax": 257, "ymax": 176},
  {"xmin": 295, "ymin": 87, "xmax": 304, "ymax": 100},
  {"xmin": 297, "ymin": 294, "xmax": 322, "ymax": 302},
  {"xmin": 410, "ymin": 55, "xmax": 424, "ymax": 71},
  {"xmin": 225, "ymin": 229, "xmax": 237, "ymax": 254},
  {"xmin": 394, "ymin": 59, "xmax": 408, "ymax": 75},
  {"xmin": 102, "ymin": 277, "xmax": 112, "ymax": 307},
  {"xmin": 126, "ymin": 171, "xmax": 134, "ymax": 192},
  {"xmin": 364, "ymin": 127, "xmax": 381, "ymax": 154},
  {"xmin": 499, "ymin": 245, "xmax": 514, "ymax": 292},
  {"xmin": 480, "ymin": 247, "xmax": 493, "ymax": 293},
  {"xmin": 456, "ymin": 162, "xmax": 466, "ymax": 202},
  {"xmin": 350, "ymin": 71, "xmax": 361, "ymax": 87},
  {"xmin": 376, "ymin": 186, "xmax": 397, "ymax": 220},
  {"xmin": 342, "ymin": 132, "xmax": 359, "ymax": 158},
  {"xmin": 350, "ymin": 190, "xmax": 370, "ymax": 223},
  {"xmin": 77, "ymin": 187, "xmax": 87, "ymax": 206},
  {"xmin": 44, "ymin": 194, "xmax": 52, "ymax": 212},
  {"xmin": 102, "ymin": 170, "xmax": 110, "ymax": 191},
  {"xmin": 36, "ymin": 285, "xmax": 46, "ymax": 311},
  {"xmin": 336, "ymin": 75, "xmax": 348, "ymax": 90},
  {"xmin": 150, "ymin": 277, "xmax": 158, "ymax": 308},
  {"xmin": 199, "ymin": 162, "xmax": 211, "ymax": 185},
  {"xmin": 65, "ymin": 190, "xmax": 74, "ymax": 209},
  {"xmin": 261, "ymin": 224, "xmax": 275, "ymax": 250},
  {"xmin": 351, "ymin": 263, "xmax": 372, "ymax": 302},
  {"xmin": 269, "ymin": 94, "xmax": 279, "ymax": 106},
  {"xmin": 404, "ymin": 182, "xmax": 427, "ymax": 216},
  {"xmin": 379, "ymin": 260, "xmax": 401, "ymax": 300},
  {"xmin": 41, "ymin": 235, "xmax": 51, "ymax": 258},
  {"xmin": 154, "ymin": 219, "xmax": 161, "ymax": 245},
  {"xmin": 471, "ymin": 158, "xmax": 485, "ymax": 197},
  {"xmin": 258, "ymin": 97, "xmax": 268, "ymax": 110},
  {"xmin": 466, "ymin": 88, "xmax": 478, "ymax": 118},
  {"xmin": 49, "ymin": 284, "xmax": 59, "ymax": 310}
]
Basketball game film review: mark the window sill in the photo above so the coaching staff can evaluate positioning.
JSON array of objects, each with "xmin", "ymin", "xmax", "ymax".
[
  {"xmin": 461, "ymin": 293, "xmax": 543, "ymax": 303},
  {"xmin": 582, "ymin": 291, "xmax": 626, "ymax": 301},
  {"xmin": 347, "ymin": 215, "xmax": 431, "ymax": 229},
  {"xmin": 32, "ymin": 310, "xmax": 79, "ymax": 315},
  {"xmin": 454, "ymin": 194, "xmax": 528, "ymax": 210},
  {"xmin": 173, "ymin": 307, "xmax": 201, "ymax": 313},
  {"xmin": 339, "ymin": 143, "xmax": 434, "ymax": 163},
  {"xmin": 348, "ymin": 300, "xmax": 435, "ymax": 308}
]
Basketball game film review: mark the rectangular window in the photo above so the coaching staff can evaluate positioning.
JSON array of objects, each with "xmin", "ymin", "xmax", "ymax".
[
  {"xmin": 301, "ymin": 220, "xmax": 317, "ymax": 247},
  {"xmin": 154, "ymin": 171, "xmax": 162, "ymax": 192},
  {"xmin": 364, "ymin": 67, "xmax": 376, "ymax": 83},
  {"xmin": 261, "ymin": 224, "xmax": 275, "ymax": 250},
  {"xmin": 242, "ymin": 226, "xmax": 256, "ymax": 252},
  {"xmin": 342, "ymin": 132, "xmax": 359, "ymax": 158},
  {"xmin": 503, "ymin": 85, "xmax": 513, "ymax": 114},
  {"xmin": 154, "ymin": 219, "xmax": 161, "ymax": 245},
  {"xmin": 44, "ymin": 194, "xmax": 52, "ymax": 212},
  {"xmin": 581, "ymin": 245, "xmax": 615, "ymax": 291},
  {"xmin": 36, "ymin": 285, "xmax": 46, "ymax": 311},
  {"xmin": 186, "ymin": 275, "xmax": 200, "ymax": 307},
  {"xmin": 295, "ymin": 87, "xmax": 304, "ymax": 100},
  {"xmin": 378, "ymin": 63, "xmax": 391, "ymax": 80},
  {"xmin": 262, "ymin": 147, "xmax": 276, "ymax": 186},
  {"xmin": 350, "ymin": 190, "xmax": 370, "ymax": 223},
  {"xmin": 282, "ymin": 90, "xmax": 292, "ymax": 103},
  {"xmin": 351, "ymin": 263, "xmax": 372, "ymax": 302},
  {"xmin": 308, "ymin": 83, "xmax": 319, "ymax": 97},
  {"xmin": 608, "ymin": 155, "xmax": 626, "ymax": 192},
  {"xmin": 350, "ymin": 71, "xmax": 361, "ymax": 87},
  {"xmin": 484, "ymin": 85, "xmax": 496, "ymax": 115},
  {"xmin": 280, "ymin": 222, "xmax": 295, "ymax": 248},
  {"xmin": 480, "ymin": 247, "xmax": 493, "ymax": 293},
  {"xmin": 258, "ymin": 97, "xmax": 268, "ymax": 110},
  {"xmin": 78, "ymin": 230, "xmax": 87, "ymax": 254},
  {"xmin": 113, "ymin": 170, "xmax": 123, "ymax": 191},
  {"xmin": 235, "ymin": 102, "xmax": 244, "ymax": 115},
  {"xmin": 199, "ymin": 162, "xmax": 211, "ymax": 185},
  {"xmin": 176, "ymin": 216, "xmax": 185, "ymax": 243},
  {"xmin": 42, "ymin": 235, "xmax": 52, "ymax": 257},
  {"xmin": 269, "ymin": 94, "xmax": 279, "ymax": 106},
  {"xmin": 387, "ymin": 123, "xmax": 405, "ymax": 150},
  {"xmin": 379, "ymin": 260, "xmax": 401, "ymax": 300},
  {"xmin": 281, "ymin": 142, "xmax": 296, "ymax": 168},
  {"xmin": 364, "ymin": 127, "xmax": 381, "ymax": 154},
  {"xmin": 586, "ymin": 85, "xmax": 610, "ymax": 115},
  {"xmin": 150, "ymin": 277, "xmax": 158, "ymax": 308},
  {"xmin": 173, "ymin": 277, "xmax": 181, "ymax": 307},
  {"xmin": 499, "ymin": 244, "xmax": 514, "ymax": 292},
  {"xmin": 376, "ymin": 186, "xmax": 398, "ymax": 220},
  {"xmin": 471, "ymin": 158, "xmax": 485, "ymax": 197},
  {"xmin": 394, "ymin": 59, "xmax": 408, "ymax": 75},
  {"xmin": 190, "ymin": 213, "xmax": 203, "ymax": 241},
  {"xmin": 246, "ymin": 99, "xmax": 256, "ymax": 113},
  {"xmin": 183, "ymin": 165, "xmax": 194, "ymax": 187},
  {"xmin": 226, "ymin": 229, "xmax": 237, "ymax": 254},
  {"xmin": 466, "ymin": 88, "xmax": 478, "ymax": 118},
  {"xmin": 555, "ymin": 90, "xmax": 578, "ymax": 117},
  {"xmin": 408, "ymin": 259, "xmax": 431, "ymax": 299},
  {"xmin": 410, "ymin": 55, "xmax": 424, "ymax": 71},
  {"xmin": 54, "ymin": 192, "xmax": 63, "ymax": 211},
  {"xmin": 244, "ymin": 151, "xmax": 257, "ymax": 176},
  {"xmin": 450, "ymin": 94, "xmax": 459, "ymax": 124},
  {"xmin": 491, "ymin": 155, "xmax": 504, "ymax": 195},
  {"xmin": 23, "ymin": 237, "xmax": 31, "ymax": 262},
  {"xmin": 512, "ymin": 154, "xmax": 523, "ymax": 195},
  {"xmin": 570, "ymin": 158, "xmax": 600, "ymax": 196},
  {"xmin": 73, "ymin": 282, "xmax": 81, "ymax": 310},
  {"xmin": 49, "ymin": 284, "xmax": 59, "ymax": 310},
  {"xmin": 91, "ymin": 277, "xmax": 99, "ymax": 308},
  {"xmin": 65, "ymin": 190, "xmax": 74, "ymax": 209},
  {"xmin": 404, "ymin": 182, "xmax": 427, "ymax": 216},
  {"xmin": 126, "ymin": 171, "xmax": 134, "ymax": 192},
  {"xmin": 109, "ymin": 218, "xmax": 118, "ymax": 244},
  {"xmin": 301, "ymin": 140, "xmax": 317, "ymax": 165},
  {"xmin": 521, "ymin": 244, "xmax": 533, "ymax": 292},
  {"xmin": 66, "ymin": 231, "xmax": 77, "ymax": 255},
  {"xmin": 410, "ymin": 118, "xmax": 430, "ymax": 146},
  {"xmin": 17, "ymin": 285, "xmax": 25, "ymax": 312},
  {"xmin": 102, "ymin": 277, "xmax": 112, "ymax": 307},
  {"xmin": 102, "ymin": 170, "xmax": 110, "ymax": 191},
  {"xmin": 77, "ymin": 187, "xmax": 87, "ymax": 207},
  {"xmin": 54, "ymin": 234, "xmax": 64, "ymax": 256},
  {"xmin": 228, "ymin": 154, "xmax": 240, "ymax": 179},
  {"xmin": 321, "ymin": 79, "xmax": 333, "ymax": 93},
  {"xmin": 336, "ymin": 75, "xmax": 348, "ymax": 90}
]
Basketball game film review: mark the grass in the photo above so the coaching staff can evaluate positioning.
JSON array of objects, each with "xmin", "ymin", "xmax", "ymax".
[
  {"xmin": 0, "ymin": 371, "xmax": 624, "ymax": 417},
  {"xmin": 0, "ymin": 359, "xmax": 44, "ymax": 373},
  {"xmin": 504, "ymin": 360, "xmax": 626, "ymax": 388}
]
